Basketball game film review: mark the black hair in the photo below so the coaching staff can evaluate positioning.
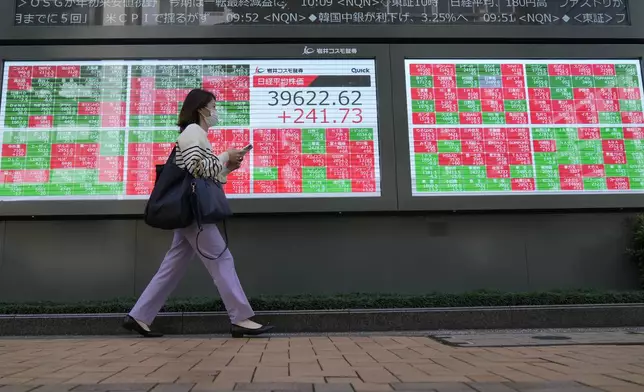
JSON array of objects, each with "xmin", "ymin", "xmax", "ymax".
[{"xmin": 177, "ymin": 88, "xmax": 216, "ymax": 132}]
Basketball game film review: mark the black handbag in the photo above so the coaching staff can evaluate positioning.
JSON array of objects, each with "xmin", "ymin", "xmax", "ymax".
[
  {"xmin": 144, "ymin": 147, "xmax": 194, "ymax": 230},
  {"xmin": 144, "ymin": 146, "xmax": 233, "ymax": 260},
  {"xmin": 191, "ymin": 177, "xmax": 233, "ymax": 260}
]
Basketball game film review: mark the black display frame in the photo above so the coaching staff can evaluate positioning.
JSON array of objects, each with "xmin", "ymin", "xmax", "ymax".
[
  {"xmin": 391, "ymin": 44, "xmax": 644, "ymax": 211},
  {"xmin": 0, "ymin": 1, "xmax": 643, "ymax": 41},
  {"xmin": 0, "ymin": 44, "xmax": 397, "ymax": 216}
]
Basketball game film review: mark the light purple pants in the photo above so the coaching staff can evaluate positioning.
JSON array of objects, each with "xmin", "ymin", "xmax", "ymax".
[{"xmin": 130, "ymin": 223, "xmax": 255, "ymax": 325}]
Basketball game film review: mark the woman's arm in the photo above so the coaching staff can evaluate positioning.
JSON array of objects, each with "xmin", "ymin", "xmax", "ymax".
[{"xmin": 178, "ymin": 125, "xmax": 229, "ymax": 180}]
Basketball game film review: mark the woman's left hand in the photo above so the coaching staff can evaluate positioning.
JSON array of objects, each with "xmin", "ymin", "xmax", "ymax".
[{"xmin": 227, "ymin": 160, "xmax": 242, "ymax": 171}]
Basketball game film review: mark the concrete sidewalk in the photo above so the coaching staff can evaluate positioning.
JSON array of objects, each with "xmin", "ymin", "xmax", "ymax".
[{"xmin": 1, "ymin": 333, "xmax": 644, "ymax": 392}]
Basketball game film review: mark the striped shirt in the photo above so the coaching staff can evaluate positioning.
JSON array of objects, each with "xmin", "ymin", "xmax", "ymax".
[{"xmin": 176, "ymin": 124, "xmax": 230, "ymax": 183}]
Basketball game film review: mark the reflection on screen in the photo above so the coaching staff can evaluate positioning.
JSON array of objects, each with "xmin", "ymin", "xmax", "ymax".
[
  {"xmin": 0, "ymin": 59, "xmax": 381, "ymax": 200},
  {"xmin": 405, "ymin": 59, "xmax": 644, "ymax": 195}
]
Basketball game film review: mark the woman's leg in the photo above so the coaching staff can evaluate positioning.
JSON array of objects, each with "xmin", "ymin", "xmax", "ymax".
[
  {"xmin": 129, "ymin": 231, "xmax": 194, "ymax": 325},
  {"xmin": 181, "ymin": 224, "xmax": 255, "ymax": 324}
]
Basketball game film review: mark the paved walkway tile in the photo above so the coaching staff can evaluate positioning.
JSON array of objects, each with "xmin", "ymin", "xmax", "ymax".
[{"xmin": 1, "ymin": 334, "xmax": 644, "ymax": 392}]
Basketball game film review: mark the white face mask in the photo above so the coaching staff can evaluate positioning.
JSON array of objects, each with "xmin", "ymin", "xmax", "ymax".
[{"xmin": 204, "ymin": 108, "xmax": 218, "ymax": 127}]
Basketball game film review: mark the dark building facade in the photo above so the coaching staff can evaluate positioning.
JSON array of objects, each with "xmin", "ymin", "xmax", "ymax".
[{"xmin": 0, "ymin": 0, "xmax": 641, "ymax": 302}]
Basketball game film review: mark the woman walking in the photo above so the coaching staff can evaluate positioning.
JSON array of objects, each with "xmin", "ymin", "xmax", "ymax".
[{"xmin": 123, "ymin": 88, "xmax": 273, "ymax": 338}]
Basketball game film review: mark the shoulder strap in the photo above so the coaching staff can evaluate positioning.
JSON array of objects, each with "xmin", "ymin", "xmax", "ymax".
[{"xmin": 167, "ymin": 145, "xmax": 177, "ymax": 164}]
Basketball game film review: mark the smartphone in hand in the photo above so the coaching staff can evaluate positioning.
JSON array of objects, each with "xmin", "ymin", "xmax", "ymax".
[{"xmin": 240, "ymin": 144, "xmax": 253, "ymax": 155}]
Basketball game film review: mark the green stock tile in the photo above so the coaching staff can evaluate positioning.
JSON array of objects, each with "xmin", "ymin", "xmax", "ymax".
[
  {"xmin": 549, "ymin": 76, "xmax": 573, "ymax": 88},
  {"xmin": 456, "ymin": 64, "xmax": 479, "ymax": 75},
  {"xmin": 303, "ymin": 180, "xmax": 327, "ymax": 193},
  {"xmin": 25, "ymin": 157, "xmax": 49, "ymax": 169},
  {"xmin": 578, "ymin": 140, "xmax": 602, "ymax": 152},
  {"xmin": 26, "ymin": 143, "xmax": 51, "ymax": 158},
  {"xmin": 527, "ymin": 76, "xmax": 550, "ymax": 88},
  {"xmin": 620, "ymin": 100, "xmax": 643, "ymax": 112},
  {"xmin": 302, "ymin": 128, "xmax": 326, "ymax": 141},
  {"xmin": 572, "ymin": 76, "xmax": 595, "ymax": 88},
  {"xmin": 630, "ymin": 178, "xmax": 644, "ymax": 190},
  {"xmin": 153, "ymin": 129, "xmax": 178, "ymax": 143},
  {"xmin": 439, "ymin": 180, "xmax": 464, "ymax": 192},
  {"xmin": 350, "ymin": 128, "xmax": 373, "ymax": 141},
  {"xmin": 463, "ymin": 179, "xmax": 487, "ymax": 192},
  {"xmin": 457, "ymin": 75, "xmax": 479, "ymax": 88},
  {"xmin": 0, "ymin": 185, "xmax": 21, "ymax": 197},
  {"xmin": 536, "ymin": 165, "xmax": 559, "ymax": 178},
  {"xmin": 557, "ymin": 140, "xmax": 579, "ymax": 152},
  {"xmin": 459, "ymin": 100, "xmax": 481, "ymax": 112},
  {"xmin": 47, "ymin": 184, "xmax": 74, "ymax": 196},
  {"xmin": 5, "ymin": 90, "xmax": 32, "ymax": 102},
  {"xmin": 534, "ymin": 153, "xmax": 558, "ymax": 165},
  {"xmin": 482, "ymin": 112, "xmax": 506, "ymax": 124},
  {"xmin": 415, "ymin": 153, "xmax": 439, "ymax": 167},
  {"xmin": 436, "ymin": 112, "xmax": 460, "ymax": 125},
  {"xmin": 327, "ymin": 179, "xmax": 351, "ymax": 193},
  {"xmin": 50, "ymin": 169, "xmax": 76, "ymax": 184},
  {"xmin": 1, "ymin": 157, "xmax": 25, "ymax": 170},
  {"xmin": 54, "ymin": 115, "xmax": 78, "ymax": 128},
  {"xmin": 76, "ymin": 115, "xmax": 101, "ymax": 127},
  {"xmin": 551, "ymin": 88, "xmax": 574, "ymax": 100},
  {"xmin": 154, "ymin": 115, "xmax": 179, "ymax": 127},
  {"xmin": 416, "ymin": 167, "xmax": 440, "ymax": 179},
  {"xmin": 439, "ymin": 166, "xmax": 464, "ymax": 179},
  {"xmin": 511, "ymin": 165, "xmax": 535, "ymax": 178},
  {"xmin": 4, "ymin": 115, "xmax": 29, "ymax": 128},
  {"xmin": 599, "ymin": 112, "xmax": 622, "ymax": 124},
  {"xmin": 628, "ymin": 164, "xmax": 644, "ymax": 177},
  {"xmin": 416, "ymin": 179, "xmax": 440, "ymax": 192},
  {"xmin": 616, "ymin": 75, "xmax": 640, "ymax": 88},
  {"xmin": 20, "ymin": 185, "xmax": 49, "ymax": 196},
  {"xmin": 129, "ymin": 115, "xmax": 156, "ymax": 127},
  {"xmin": 301, "ymin": 141, "xmax": 326, "ymax": 154},
  {"xmin": 600, "ymin": 127, "xmax": 624, "ymax": 139},
  {"xmin": 412, "ymin": 100, "xmax": 435, "ymax": 112},
  {"xmin": 605, "ymin": 164, "xmax": 628, "ymax": 177},
  {"xmin": 100, "ymin": 143, "xmax": 125, "ymax": 156},
  {"xmin": 627, "ymin": 151, "xmax": 644, "ymax": 165},
  {"xmin": 302, "ymin": 167, "xmax": 327, "ymax": 180},
  {"xmin": 594, "ymin": 76, "xmax": 616, "ymax": 88},
  {"xmin": 462, "ymin": 165, "xmax": 486, "ymax": 178},
  {"xmin": 625, "ymin": 140, "xmax": 644, "ymax": 152},
  {"xmin": 581, "ymin": 151, "xmax": 604, "ymax": 164},
  {"xmin": 74, "ymin": 169, "xmax": 99, "ymax": 182},
  {"xmin": 526, "ymin": 64, "xmax": 548, "ymax": 76},
  {"xmin": 53, "ymin": 130, "xmax": 76, "ymax": 143},
  {"xmin": 128, "ymin": 130, "xmax": 154, "ymax": 143},
  {"xmin": 3, "ymin": 131, "xmax": 28, "ymax": 144},
  {"xmin": 616, "ymin": 64, "xmax": 638, "ymax": 76},
  {"xmin": 94, "ymin": 184, "xmax": 124, "ymax": 195},
  {"xmin": 26, "ymin": 131, "xmax": 50, "ymax": 143},
  {"xmin": 253, "ymin": 167, "xmax": 278, "ymax": 180},
  {"xmin": 555, "ymin": 127, "xmax": 577, "ymax": 140},
  {"xmin": 100, "ymin": 130, "xmax": 125, "ymax": 142},
  {"xmin": 504, "ymin": 100, "xmax": 528, "ymax": 112},
  {"xmin": 583, "ymin": 178, "xmax": 607, "ymax": 191},
  {"xmin": 72, "ymin": 184, "xmax": 99, "ymax": 196},
  {"xmin": 536, "ymin": 178, "xmax": 560, "ymax": 191},
  {"xmin": 557, "ymin": 151, "xmax": 581, "ymax": 164},
  {"xmin": 437, "ymin": 140, "xmax": 461, "ymax": 153},
  {"xmin": 486, "ymin": 178, "xmax": 511, "ymax": 191},
  {"xmin": 76, "ymin": 130, "xmax": 100, "ymax": 143}
]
